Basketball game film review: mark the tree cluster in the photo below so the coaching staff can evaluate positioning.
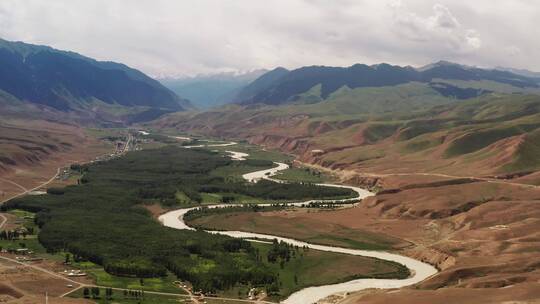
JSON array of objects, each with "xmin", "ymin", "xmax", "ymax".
[
  {"xmin": 2, "ymin": 147, "xmax": 277, "ymax": 292},
  {"xmin": 1, "ymin": 146, "xmax": 356, "ymax": 294}
]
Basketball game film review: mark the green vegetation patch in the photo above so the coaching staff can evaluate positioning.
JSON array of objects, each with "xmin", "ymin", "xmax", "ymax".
[
  {"xmin": 251, "ymin": 241, "xmax": 409, "ymax": 300},
  {"xmin": 210, "ymin": 158, "xmax": 275, "ymax": 182},
  {"xmin": 2, "ymin": 146, "xmax": 354, "ymax": 294},
  {"xmin": 186, "ymin": 209, "xmax": 405, "ymax": 251},
  {"xmin": 402, "ymin": 136, "xmax": 445, "ymax": 153},
  {"xmin": 445, "ymin": 123, "xmax": 540, "ymax": 157},
  {"xmin": 274, "ymin": 167, "xmax": 330, "ymax": 183},
  {"xmin": 502, "ymin": 129, "xmax": 540, "ymax": 172},
  {"xmin": 69, "ymin": 287, "xmax": 187, "ymax": 304},
  {"xmin": 363, "ymin": 123, "xmax": 401, "ymax": 143}
]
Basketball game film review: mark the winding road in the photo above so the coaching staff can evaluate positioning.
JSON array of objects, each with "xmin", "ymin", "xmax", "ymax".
[{"xmin": 159, "ymin": 144, "xmax": 438, "ymax": 304}]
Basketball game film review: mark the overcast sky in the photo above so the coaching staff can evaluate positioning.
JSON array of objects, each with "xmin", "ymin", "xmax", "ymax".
[{"xmin": 0, "ymin": 0, "xmax": 538, "ymax": 78}]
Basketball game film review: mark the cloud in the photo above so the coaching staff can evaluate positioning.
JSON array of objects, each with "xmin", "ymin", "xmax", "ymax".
[
  {"xmin": 391, "ymin": 3, "xmax": 481, "ymax": 53},
  {"xmin": 0, "ymin": 0, "xmax": 537, "ymax": 76},
  {"xmin": 431, "ymin": 4, "xmax": 460, "ymax": 28}
]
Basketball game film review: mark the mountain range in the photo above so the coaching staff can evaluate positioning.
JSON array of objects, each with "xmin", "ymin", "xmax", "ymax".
[
  {"xmin": 3, "ymin": 37, "xmax": 540, "ymax": 127},
  {"xmin": 0, "ymin": 38, "xmax": 192, "ymax": 124},
  {"xmin": 235, "ymin": 61, "xmax": 540, "ymax": 105},
  {"xmin": 150, "ymin": 62, "xmax": 540, "ymax": 176}
]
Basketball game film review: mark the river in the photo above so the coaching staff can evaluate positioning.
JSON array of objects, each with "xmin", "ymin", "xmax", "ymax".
[{"xmin": 159, "ymin": 141, "xmax": 438, "ymax": 303}]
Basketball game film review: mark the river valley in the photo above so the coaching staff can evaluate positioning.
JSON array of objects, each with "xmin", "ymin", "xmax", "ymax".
[{"xmin": 159, "ymin": 142, "xmax": 438, "ymax": 304}]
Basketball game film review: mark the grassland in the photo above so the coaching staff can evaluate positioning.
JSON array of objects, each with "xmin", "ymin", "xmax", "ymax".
[
  {"xmin": 205, "ymin": 241, "xmax": 407, "ymax": 301},
  {"xmin": 153, "ymin": 93, "xmax": 540, "ymax": 178},
  {"xmin": 285, "ymin": 82, "xmax": 456, "ymax": 117},
  {"xmin": 502, "ymin": 129, "xmax": 540, "ymax": 172},
  {"xmin": 81, "ymin": 266, "xmax": 185, "ymax": 294},
  {"xmin": 273, "ymin": 167, "xmax": 331, "ymax": 183},
  {"xmin": 209, "ymin": 160, "xmax": 275, "ymax": 182},
  {"xmin": 85, "ymin": 127, "xmax": 127, "ymax": 139},
  {"xmin": 250, "ymin": 242, "xmax": 408, "ymax": 300},
  {"xmin": 210, "ymin": 142, "xmax": 294, "ymax": 163},
  {"xmin": 187, "ymin": 211, "xmax": 406, "ymax": 251},
  {"xmin": 0, "ymin": 235, "xmax": 46, "ymax": 257},
  {"xmin": 68, "ymin": 287, "xmax": 189, "ymax": 304},
  {"xmin": 0, "ymin": 209, "xmax": 61, "ymax": 260}
]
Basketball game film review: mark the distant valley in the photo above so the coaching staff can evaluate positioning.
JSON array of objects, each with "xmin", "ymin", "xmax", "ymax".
[{"xmin": 160, "ymin": 70, "xmax": 267, "ymax": 109}]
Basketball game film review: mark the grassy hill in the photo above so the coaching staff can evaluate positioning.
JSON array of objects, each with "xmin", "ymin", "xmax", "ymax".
[
  {"xmin": 235, "ymin": 61, "xmax": 540, "ymax": 106},
  {"xmin": 149, "ymin": 93, "xmax": 540, "ymax": 177}
]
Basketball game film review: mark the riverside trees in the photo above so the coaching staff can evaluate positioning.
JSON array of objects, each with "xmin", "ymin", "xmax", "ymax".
[{"xmin": 1, "ymin": 147, "xmax": 354, "ymax": 294}]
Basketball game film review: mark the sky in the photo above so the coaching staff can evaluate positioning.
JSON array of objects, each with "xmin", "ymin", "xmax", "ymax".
[{"xmin": 0, "ymin": 0, "xmax": 538, "ymax": 78}]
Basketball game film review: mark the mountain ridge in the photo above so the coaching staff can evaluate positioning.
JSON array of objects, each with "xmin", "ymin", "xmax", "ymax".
[
  {"xmin": 0, "ymin": 38, "xmax": 193, "ymax": 123},
  {"xmin": 236, "ymin": 61, "xmax": 540, "ymax": 105}
]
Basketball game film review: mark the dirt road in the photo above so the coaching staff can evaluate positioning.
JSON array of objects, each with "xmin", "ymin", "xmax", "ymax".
[
  {"xmin": 297, "ymin": 160, "xmax": 540, "ymax": 190},
  {"xmin": 0, "ymin": 168, "xmax": 60, "ymax": 205}
]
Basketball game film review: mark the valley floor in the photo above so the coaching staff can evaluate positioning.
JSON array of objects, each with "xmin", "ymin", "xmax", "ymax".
[
  {"xmin": 2, "ymin": 128, "xmax": 539, "ymax": 303},
  {"xmin": 0, "ymin": 136, "xmax": 411, "ymax": 304},
  {"xmin": 163, "ymin": 132, "xmax": 540, "ymax": 303},
  {"xmin": 192, "ymin": 166, "xmax": 540, "ymax": 303}
]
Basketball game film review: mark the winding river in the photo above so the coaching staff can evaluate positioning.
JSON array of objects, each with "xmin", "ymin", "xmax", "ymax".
[{"xmin": 159, "ymin": 142, "xmax": 438, "ymax": 304}]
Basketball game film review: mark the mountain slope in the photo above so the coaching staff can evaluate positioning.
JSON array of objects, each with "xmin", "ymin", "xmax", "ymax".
[
  {"xmin": 0, "ymin": 38, "xmax": 192, "ymax": 123},
  {"xmin": 160, "ymin": 70, "xmax": 266, "ymax": 109},
  {"xmin": 150, "ymin": 93, "xmax": 540, "ymax": 177},
  {"xmin": 238, "ymin": 61, "xmax": 540, "ymax": 105},
  {"xmin": 495, "ymin": 66, "xmax": 540, "ymax": 79},
  {"xmin": 234, "ymin": 67, "xmax": 289, "ymax": 102}
]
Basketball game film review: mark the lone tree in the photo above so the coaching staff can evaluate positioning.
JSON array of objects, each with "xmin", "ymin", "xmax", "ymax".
[
  {"xmin": 83, "ymin": 287, "xmax": 90, "ymax": 298},
  {"xmin": 91, "ymin": 287, "xmax": 100, "ymax": 299},
  {"xmin": 105, "ymin": 287, "xmax": 113, "ymax": 299}
]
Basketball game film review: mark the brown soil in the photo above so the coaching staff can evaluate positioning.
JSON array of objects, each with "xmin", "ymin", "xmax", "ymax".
[
  {"xmin": 142, "ymin": 203, "xmax": 169, "ymax": 219},
  {"xmin": 1, "ymin": 213, "xmax": 21, "ymax": 231},
  {"xmin": 0, "ymin": 282, "xmax": 23, "ymax": 298},
  {"xmin": 340, "ymin": 282, "xmax": 540, "ymax": 304},
  {"xmin": 13, "ymin": 277, "xmax": 77, "ymax": 297},
  {"xmin": 0, "ymin": 257, "xmax": 85, "ymax": 301},
  {"xmin": 189, "ymin": 173, "xmax": 540, "ymax": 303},
  {"xmin": 7, "ymin": 295, "xmax": 92, "ymax": 304},
  {"xmin": 304, "ymin": 179, "xmax": 540, "ymax": 303},
  {"xmin": 189, "ymin": 209, "xmax": 411, "ymax": 251},
  {"xmin": 153, "ymin": 103, "xmax": 540, "ymax": 182},
  {"xmin": 0, "ymin": 119, "xmax": 111, "ymax": 202},
  {"xmin": 151, "ymin": 108, "xmax": 540, "ymax": 302}
]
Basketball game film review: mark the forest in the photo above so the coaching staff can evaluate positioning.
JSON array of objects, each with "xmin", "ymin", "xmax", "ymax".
[{"xmin": 2, "ymin": 146, "xmax": 354, "ymax": 293}]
